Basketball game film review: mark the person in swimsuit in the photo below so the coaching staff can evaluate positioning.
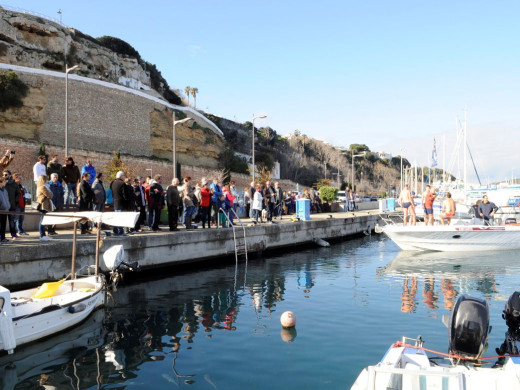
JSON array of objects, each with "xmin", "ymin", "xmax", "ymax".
[
  {"xmin": 440, "ymin": 191, "xmax": 456, "ymax": 225},
  {"xmin": 398, "ymin": 184, "xmax": 416, "ymax": 226},
  {"xmin": 422, "ymin": 185, "xmax": 437, "ymax": 226}
]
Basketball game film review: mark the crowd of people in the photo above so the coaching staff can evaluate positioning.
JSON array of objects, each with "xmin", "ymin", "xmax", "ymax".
[{"xmin": 0, "ymin": 149, "xmax": 330, "ymax": 243}]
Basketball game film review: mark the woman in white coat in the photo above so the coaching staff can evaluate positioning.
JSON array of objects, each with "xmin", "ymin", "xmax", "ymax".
[{"xmin": 252, "ymin": 184, "xmax": 263, "ymax": 223}]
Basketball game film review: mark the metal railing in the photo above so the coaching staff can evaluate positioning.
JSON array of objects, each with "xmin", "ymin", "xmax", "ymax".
[
  {"xmin": 0, "ymin": 4, "xmax": 67, "ymax": 27},
  {"xmin": 218, "ymin": 208, "xmax": 248, "ymax": 263}
]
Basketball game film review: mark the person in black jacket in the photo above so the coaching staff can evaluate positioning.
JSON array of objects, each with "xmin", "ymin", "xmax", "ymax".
[
  {"xmin": 167, "ymin": 178, "xmax": 181, "ymax": 231},
  {"xmin": 110, "ymin": 171, "xmax": 127, "ymax": 236},
  {"xmin": 78, "ymin": 172, "xmax": 95, "ymax": 234},
  {"xmin": 149, "ymin": 175, "xmax": 164, "ymax": 231},
  {"xmin": 133, "ymin": 177, "xmax": 146, "ymax": 232},
  {"xmin": 3, "ymin": 170, "xmax": 20, "ymax": 240}
]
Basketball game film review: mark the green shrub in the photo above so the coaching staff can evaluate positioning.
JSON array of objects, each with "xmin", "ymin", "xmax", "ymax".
[
  {"xmin": 320, "ymin": 186, "xmax": 338, "ymax": 203},
  {"xmin": 97, "ymin": 36, "xmax": 141, "ymax": 60},
  {"xmin": 0, "ymin": 71, "xmax": 29, "ymax": 111}
]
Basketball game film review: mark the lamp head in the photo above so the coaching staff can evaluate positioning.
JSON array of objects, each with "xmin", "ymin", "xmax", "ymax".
[{"xmin": 174, "ymin": 117, "xmax": 192, "ymax": 125}]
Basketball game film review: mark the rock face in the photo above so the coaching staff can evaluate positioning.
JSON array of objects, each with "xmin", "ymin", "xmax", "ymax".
[{"xmin": 0, "ymin": 7, "xmax": 174, "ymax": 102}]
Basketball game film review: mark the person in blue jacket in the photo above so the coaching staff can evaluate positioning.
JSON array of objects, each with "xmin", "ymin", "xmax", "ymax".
[
  {"xmin": 209, "ymin": 178, "xmax": 222, "ymax": 226},
  {"xmin": 81, "ymin": 159, "xmax": 96, "ymax": 185}
]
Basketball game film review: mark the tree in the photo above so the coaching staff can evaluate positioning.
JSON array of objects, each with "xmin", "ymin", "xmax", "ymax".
[
  {"xmin": 38, "ymin": 143, "xmax": 49, "ymax": 162},
  {"xmin": 103, "ymin": 150, "xmax": 134, "ymax": 182},
  {"xmin": 256, "ymin": 166, "xmax": 271, "ymax": 186},
  {"xmin": 184, "ymin": 86, "xmax": 191, "ymax": 106},
  {"xmin": 218, "ymin": 145, "xmax": 249, "ymax": 176},
  {"xmin": 315, "ymin": 178, "xmax": 332, "ymax": 189},
  {"xmin": 0, "ymin": 71, "xmax": 29, "ymax": 112},
  {"xmin": 349, "ymin": 144, "xmax": 370, "ymax": 153},
  {"xmin": 191, "ymin": 87, "xmax": 198, "ymax": 108}
]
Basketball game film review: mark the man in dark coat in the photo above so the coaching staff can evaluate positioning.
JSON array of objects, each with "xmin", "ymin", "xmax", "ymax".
[
  {"xmin": 166, "ymin": 178, "xmax": 181, "ymax": 231},
  {"xmin": 47, "ymin": 155, "xmax": 63, "ymax": 183},
  {"xmin": 133, "ymin": 177, "xmax": 146, "ymax": 232},
  {"xmin": 264, "ymin": 180, "xmax": 276, "ymax": 222},
  {"xmin": 3, "ymin": 170, "xmax": 20, "ymax": 240},
  {"xmin": 78, "ymin": 172, "xmax": 95, "ymax": 234},
  {"xmin": 149, "ymin": 175, "xmax": 164, "ymax": 232},
  {"xmin": 110, "ymin": 171, "xmax": 127, "ymax": 236},
  {"xmin": 62, "ymin": 156, "xmax": 81, "ymax": 204}
]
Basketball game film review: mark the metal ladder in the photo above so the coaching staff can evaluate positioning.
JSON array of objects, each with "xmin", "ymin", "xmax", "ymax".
[{"xmin": 219, "ymin": 208, "xmax": 249, "ymax": 262}]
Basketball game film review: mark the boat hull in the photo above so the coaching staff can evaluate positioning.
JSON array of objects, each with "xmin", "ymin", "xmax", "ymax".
[{"xmin": 382, "ymin": 224, "xmax": 520, "ymax": 251}]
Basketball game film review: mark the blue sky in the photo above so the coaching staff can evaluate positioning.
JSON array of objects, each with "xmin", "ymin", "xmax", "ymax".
[{"xmin": 10, "ymin": 0, "xmax": 520, "ymax": 183}]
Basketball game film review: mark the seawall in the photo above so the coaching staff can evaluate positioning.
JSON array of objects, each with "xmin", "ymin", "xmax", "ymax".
[{"xmin": 0, "ymin": 212, "xmax": 379, "ymax": 289}]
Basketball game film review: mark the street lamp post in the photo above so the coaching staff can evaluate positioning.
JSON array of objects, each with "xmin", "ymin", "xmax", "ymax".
[
  {"xmin": 351, "ymin": 151, "xmax": 366, "ymax": 192},
  {"xmin": 324, "ymin": 161, "xmax": 327, "ymax": 179},
  {"xmin": 172, "ymin": 112, "xmax": 192, "ymax": 179},
  {"xmin": 251, "ymin": 114, "xmax": 267, "ymax": 182},
  {"xmin": 65, "ymin": 64, "xmax": 80, "ymax": 157}
]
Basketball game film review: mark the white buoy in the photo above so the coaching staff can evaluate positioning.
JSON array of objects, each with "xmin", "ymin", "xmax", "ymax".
[{"xmin": 280, "ymin": 311, "xmax": 297, "ymax": 328}]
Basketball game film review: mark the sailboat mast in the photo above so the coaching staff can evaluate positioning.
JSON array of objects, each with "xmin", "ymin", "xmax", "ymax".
[
  {"xmin": 464, "ymin": 109, "xmax": 467, "ymax": 193},
  {"xmin": 443, "ymin": 134, "xmax": 446, "ymax": 184}
]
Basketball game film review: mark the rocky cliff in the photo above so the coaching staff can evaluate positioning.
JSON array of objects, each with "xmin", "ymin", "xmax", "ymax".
[{"xmin": 0, "ymin": 7, "xmax": 179, "ymax": 104}]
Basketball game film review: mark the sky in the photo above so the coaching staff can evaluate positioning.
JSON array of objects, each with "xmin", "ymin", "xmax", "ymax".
[{"xmin": 9, "ymin": 0, "xmax": 520, "ymax": 183}]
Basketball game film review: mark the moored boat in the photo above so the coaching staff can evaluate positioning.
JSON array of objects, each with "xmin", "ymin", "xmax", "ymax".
[
  {"xmin": 0, "ymin": 211, "xmax": 138, "ymax": 354},
  {"xmin": 378, "ymin": 223, "xmax": 520, "ymax": 252},
  {"xmin": 351, "ymin": 294, "xmax": 520, "ymax": 390}
]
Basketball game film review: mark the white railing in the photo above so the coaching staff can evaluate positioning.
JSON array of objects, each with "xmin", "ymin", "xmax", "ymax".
[{"xmin": 0, "ymin": 4, "xmax": 67, "ymax": 27}]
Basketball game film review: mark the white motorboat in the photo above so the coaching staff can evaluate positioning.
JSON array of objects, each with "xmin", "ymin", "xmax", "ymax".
[
  {"xmin": 351, "ymin": 294, "xmax": 520, "ymax": 390},
  {"xmin": 0, "ymin": 211, "xmax": 138, "ymax": 354},
  {"xmin": 378, "ymin": 223, "xmax": 520, "ymax": 252}
]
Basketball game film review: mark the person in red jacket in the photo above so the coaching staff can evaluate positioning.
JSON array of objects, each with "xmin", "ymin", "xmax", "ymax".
[
  {"xmin": 223, "ymin": 184, "xmax": 236, "ymax": 226},
  {"xmin": 199, "ymin": 181, "xmax": 213, "ymax": 228}
]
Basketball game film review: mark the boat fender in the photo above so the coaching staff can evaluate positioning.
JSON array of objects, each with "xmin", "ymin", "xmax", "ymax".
[
  {"xmin": 313, "ymin": 238, "xmax": 330, "ymax": 247},
  {"xmin": 0, "ymin": 311, "xmax": 16, "ymax": 354},
  {"xmin": 68, "ymin": 303, "xmax": 86, "ymax": 314}
]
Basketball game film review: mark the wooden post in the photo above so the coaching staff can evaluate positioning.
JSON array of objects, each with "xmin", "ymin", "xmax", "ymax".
[
  {"xmin": 94, "ymin": 226, "xmax": 101, "ymax": 276},
  {"xmin": 71, "ymin": 220, "xmax": 77, "ymax": 280}
]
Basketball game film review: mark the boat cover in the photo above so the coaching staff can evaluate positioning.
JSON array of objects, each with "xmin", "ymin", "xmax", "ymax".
[{"xmin": 41, "ymin": 211, "xmax": 139, "ymax": 228}]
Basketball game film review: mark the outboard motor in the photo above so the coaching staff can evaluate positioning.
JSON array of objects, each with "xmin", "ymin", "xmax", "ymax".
[
  {"xmin": 448, "ymin": 294, "xmax": 490, "ymax": 361},
  {"xmin": 496, "ymin": 291, "xmax": 520, "ymax": 357},
  {"xmin": 101, "ymin": 245, "xmax": 139, "ymax": 289}
]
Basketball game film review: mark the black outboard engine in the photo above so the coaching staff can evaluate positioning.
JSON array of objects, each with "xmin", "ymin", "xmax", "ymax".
[
  {"xmin": 496, "ymin": 291, "xmax": 520, "ymax": 357},
  {"xmin": 448, "ymin": 294, "xmax": 490, "ymax": 361}
]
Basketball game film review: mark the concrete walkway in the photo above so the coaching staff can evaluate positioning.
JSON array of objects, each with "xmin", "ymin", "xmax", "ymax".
[
  {"xmin": 1, "ymin": 209, "xmax": 382, "ymax": 288},
  {"xmin": 2, "ymin": 209, "xmax": 379, "ymax": 246}
]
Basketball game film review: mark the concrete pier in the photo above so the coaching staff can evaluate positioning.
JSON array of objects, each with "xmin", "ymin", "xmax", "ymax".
[{"xmin": 0, "ymin": 211, "xmax": 380, "ymax": 289}]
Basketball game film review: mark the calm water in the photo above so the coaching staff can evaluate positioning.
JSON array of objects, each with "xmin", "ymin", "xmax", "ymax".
[{"xmin": 3, "ymin": 235, "xmax": 520, "ymax": 389}]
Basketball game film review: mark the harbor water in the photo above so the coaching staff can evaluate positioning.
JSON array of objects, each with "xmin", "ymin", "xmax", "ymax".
[{"xmin": 3, "ymin": 235, "xmax": 520, "ymax": 389}]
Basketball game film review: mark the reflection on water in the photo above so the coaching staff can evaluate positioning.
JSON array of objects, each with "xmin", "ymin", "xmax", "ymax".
[
  {"xmin": 379, "ymin": 249, "xmax": 516, "ymax": 317},
  {"xmin": 4, "ymin": 237, "xmax": 520, "ymax": 389}
]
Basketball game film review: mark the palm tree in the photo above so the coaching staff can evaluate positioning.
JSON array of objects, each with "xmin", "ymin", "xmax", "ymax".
[
  {"xmin": 191, "ymin": 87, "xmax": 199, "ymax": 108},
  {"xmin": 184, "ymin": 86, "xmax": 191, "ymax": 106}
]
